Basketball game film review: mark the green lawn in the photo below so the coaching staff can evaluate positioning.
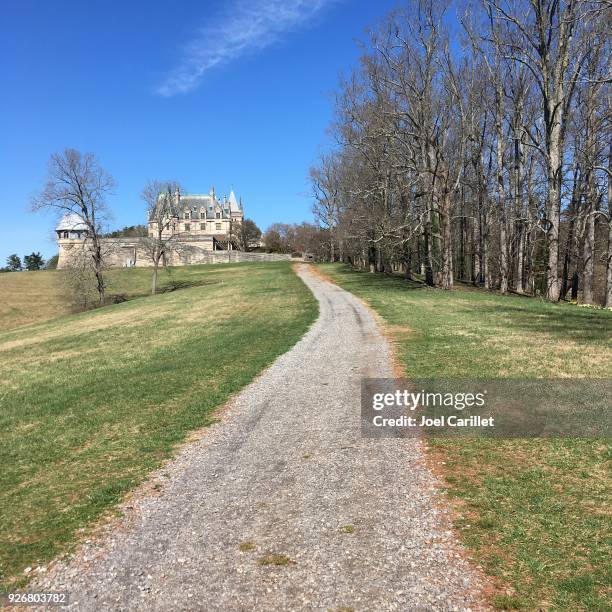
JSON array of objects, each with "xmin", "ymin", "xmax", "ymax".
[
  {"xmin": 318, "ymin": 264, "xmax": 612, "ymax": 611},
  {"xmin": 0, "ymin": 262, "xmax": 317, "ymax": 590},
  {"xmin": 0, "ymin": 264, "xmax": 248, "ymax": 332}
]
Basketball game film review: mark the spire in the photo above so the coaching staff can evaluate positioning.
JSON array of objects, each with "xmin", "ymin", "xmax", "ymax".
[{"xmin": 228, "ymin": 189, "xmax": 240, "ymax": 212}]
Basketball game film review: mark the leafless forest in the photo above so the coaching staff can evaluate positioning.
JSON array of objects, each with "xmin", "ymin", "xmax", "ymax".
[{"xmin": 309, "ymin": 0, "xmax": 611, "ymax": 305}]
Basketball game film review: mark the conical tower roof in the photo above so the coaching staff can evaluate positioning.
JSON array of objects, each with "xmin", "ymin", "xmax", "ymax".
[{"xmin": 228, "ymin": 190, "xmax": 241, "ymax": 212}]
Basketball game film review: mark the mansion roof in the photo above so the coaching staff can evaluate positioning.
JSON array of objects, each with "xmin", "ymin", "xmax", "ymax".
[
  {"xmin": 56, "ymin": 212, "xmax": 88, "ymax": 231},
  {"xmin": 169, "ymin": 190, "xmax": 243, "ymax": 219},
  {"xmin": 172, "ymin": 190, "xmax": 242, "ymax": 219}
]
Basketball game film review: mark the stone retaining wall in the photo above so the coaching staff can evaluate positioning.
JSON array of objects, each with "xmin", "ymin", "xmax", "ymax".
[{"xmin": 57, "ymin": 237, "xmax": 295, "ymax": 269}]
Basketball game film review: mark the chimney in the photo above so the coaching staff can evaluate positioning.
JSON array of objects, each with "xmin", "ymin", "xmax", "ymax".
[{"xmin": 174, "ymin": 186, "xmax": 180, "ymax": 206}]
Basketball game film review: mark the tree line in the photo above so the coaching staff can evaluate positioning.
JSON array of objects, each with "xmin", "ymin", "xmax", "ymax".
[
  {"xmin": 262, "ymin": 223, "xmax": 329, "ymax": 258},
  {"xmin": 309, "ymin": 0, "xmax": 611, "ymax": 306},
  {"xmin": 1, "ymin": 252, "xmax": 46, "ymax": 272}
]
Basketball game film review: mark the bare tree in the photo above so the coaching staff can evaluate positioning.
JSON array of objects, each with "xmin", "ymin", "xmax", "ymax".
[
  {"xmin": 311, "ymin": 153, "xmax": 342, "ymax": 261},
  {"xmin": 140, "ymin": 180, "xmax": 181, "ymax": 295},
  {"xmin": 32, "ymin": 148, "xmax": 114, "ymax": 305},
  {"xmin": 230, "ymin": 218, "xmax": 262, "ymax": 251}
]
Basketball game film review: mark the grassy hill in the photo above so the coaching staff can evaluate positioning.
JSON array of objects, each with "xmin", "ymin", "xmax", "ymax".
[
  {"xmin": 0, "ymin": 270, "xmax": 71, "ymax": 331},
  {"xmin": 0, "ymin": 264, "xmax": 254, "ymax": 332},
  {"xmin": 318, "ymin": 264, "xmax": 612, "ymax": 611},
  {"xmin": 0, "ymin": 262, "xmax": 317, "ymax": 589}
]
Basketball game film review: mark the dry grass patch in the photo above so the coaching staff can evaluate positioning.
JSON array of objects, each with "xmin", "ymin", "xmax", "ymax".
[
  {"xmin": 0, "ymin": 270, "xmax": 69, "ymax": 331},
  {"xmin": 257, "ymin": 554, "xmax": 295, "ymax": 566}
]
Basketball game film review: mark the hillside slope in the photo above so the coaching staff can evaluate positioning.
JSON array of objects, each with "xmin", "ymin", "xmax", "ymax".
[{"xmin": 0, "ymin": 263, "xmax": 265, "ymax": 331}]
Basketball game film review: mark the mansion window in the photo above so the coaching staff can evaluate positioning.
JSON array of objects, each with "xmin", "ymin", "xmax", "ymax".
[
  {"xmin": 216, "ymin": 223, "xmax": 222, "ymax": 230},
  {"xmin": 184, "ymin": 212, "xmax": 190, "ymax": 219},
  {"xmin": 200, "ymin": 212, "xmax": 205, "ymax": 219},
  {"xmin": 216, "ymin": 212, "xmax": 221, "ymax": 219},
  {"xmin": 200, "ymin": 223, "xmax": 205, "ymax": 230},
  {"xmin": 184, "ymin": 223, "xmax": 190, "ymax": 231}
]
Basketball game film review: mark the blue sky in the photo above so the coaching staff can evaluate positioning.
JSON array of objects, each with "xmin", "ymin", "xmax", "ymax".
[{"xmin": 1, "ymin": 0, "xmax": 400, "ymax": 262}]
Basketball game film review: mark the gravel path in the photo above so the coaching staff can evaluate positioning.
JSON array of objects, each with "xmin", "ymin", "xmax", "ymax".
[{"xmin": 36, "ymin": 265, "xmax": 487, "ymax": 611}]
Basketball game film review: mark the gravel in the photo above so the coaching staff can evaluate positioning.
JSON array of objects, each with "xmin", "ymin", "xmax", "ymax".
[{"xmin": 34, "ymin": 265, "xmax": 488, "ymax": 611}]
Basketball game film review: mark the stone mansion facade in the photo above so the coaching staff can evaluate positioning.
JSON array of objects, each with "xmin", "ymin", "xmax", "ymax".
[
  {"xmin": 56, "ymin": 187, "xmax": 252, "ymax": 269},
  {"xmin": 149, "ymin": 187, "xmax": 243, "ymax": 239}
]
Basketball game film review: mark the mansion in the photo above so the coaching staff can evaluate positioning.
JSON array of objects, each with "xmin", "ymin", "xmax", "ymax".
[
  {"xmin": 56, "ymin": 187, "xmax": 250, "ymax": 269},
  {"xmin": 149, "ymin": 187, "xmax": 243, "ymax": 239}
]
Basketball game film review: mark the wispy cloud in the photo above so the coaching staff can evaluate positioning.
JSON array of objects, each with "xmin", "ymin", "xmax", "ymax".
[{"xmin": 156, "ymin": 0, "xmax": 337, "ymax": 97}]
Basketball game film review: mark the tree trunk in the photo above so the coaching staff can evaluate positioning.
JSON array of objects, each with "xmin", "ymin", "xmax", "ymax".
[
  {"xmin": 152, "ymin": 262, "xmax": 159, "ymax": 295},
  {"xmin": 368, "ymin": 244, "xmax": 376, "ymax": 273},
  {"xmin": 582, "ymin": 79, "xmax": 598, "ymax": 305},
  {"xmin": 514, "ymin": 111, "xmax": 525, "ymax": 293},
  {"xmin": 605, "ymin": 217, "xmax": 612, "ymax": 308},
  {"xmin": 471, "ymin": 212, "xmax": 479, "ymax": 286},
  {"xmin": 376, "ymin": 246, "xmax": 383, "ymax": 273},
  {"xmin": 95, "ymin": 269, "xmax": 105, "ymax": 305},
  {"xmin": 440, "ymin": 191, "xmax": 454, "ymax": 290},
  {"xmin": 516, "ymin": 222, "xmax": 525, "ymax": 293},
  {"xmin": 525, "ymin": 164, "xmax": 537, "ymax": 294},
  {"xmin": 496, "ymin": 86, "xmax": 508, "ymax": 293},
  {"xmin": 561, "ymin": 165, "xmax": 580, "ymax": 300},
  {"xmin": 91, "ymin": 238, "xmax": 105, "ymax": 305},
  {"xmin": 403, "ymin": 234, "xmax": 412, "ymax": 280},
  {"xmin": 481, "ymin": 205, "xmax": 491, "ymax": 290},
  {"xmin": 605, "ymin": 142, "xmax": 612, "ymax": 308},
  {"xmin": 545, "ymin": 152, "xmax": 562, "ymax": 301},
  {"xmin": 582, "ymin": 207, "xmax": 595, "ymax": 304},
  {"xmin": 571, "ymin": 271, "xmax": 579, "ymax": 301},
  {"xmin": 459, "ymin": 188, "xmax": 466, "ymax": 281},
  {"xmin": 424, "ymin": 207, "xmax": 434, "ymax": 286}
]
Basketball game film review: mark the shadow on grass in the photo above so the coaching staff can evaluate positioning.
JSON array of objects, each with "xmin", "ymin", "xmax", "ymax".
[
  {"xmin": 330, "ymin": 265, "xmax": 426, "ymax": 292},
  {"xmin": 474, "ymin": 302, "xmax": 612, "ymax": 343},
  {"xmin": 159, "ymin": 279, "xmax": 219, "ymax": 293},
  {"xmin": 331, "ymin": 265, "xmax": 611, "ymax": 343}
]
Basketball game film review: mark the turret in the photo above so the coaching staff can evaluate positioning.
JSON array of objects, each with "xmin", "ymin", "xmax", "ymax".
[
  {"xmin": 228, "ymin": 190, "xmax": 242, "ymax": 218},
  {"xmin": 56, "ymin": 213, "xmax": 88, "ymax": 240}
]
